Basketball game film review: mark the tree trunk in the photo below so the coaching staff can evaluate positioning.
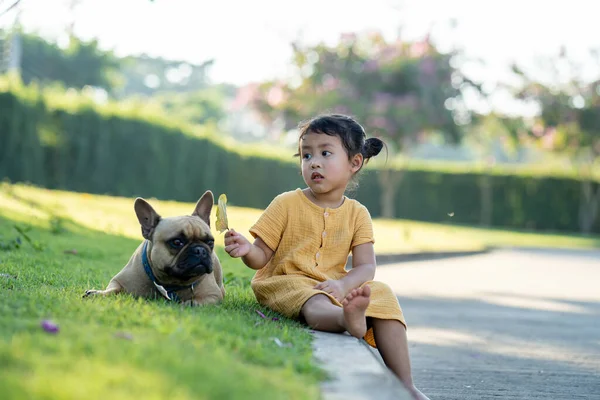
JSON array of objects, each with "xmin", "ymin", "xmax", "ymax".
[
  {"xmin": 578, "ymin": 178, "xmax": 600, "ymax": 234},
  {"xmin": 479, "ymin": 174, "xmax": 493, "ymax": 227},
  {"xmin": 377, "ymin": 169, "xmax": 404, "ymax": 219}
]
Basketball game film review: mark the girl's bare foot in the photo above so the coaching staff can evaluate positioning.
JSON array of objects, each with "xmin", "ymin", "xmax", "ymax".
[
  {"xmin": 341, "ymin": 285, "xmax": 371, "ymax": 338},
  {"xmin": 408, "ymin": 385, "xmax": 430, "ymax": 400}
]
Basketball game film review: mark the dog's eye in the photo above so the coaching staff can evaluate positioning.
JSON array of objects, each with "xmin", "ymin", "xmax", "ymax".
[
  {"xmin": 206, "ymin": 240, "xmax": 214, "ymax": 249},
  {"xmin": 169, "ymin": 238, "xmax": 185, "ymax": 248}
]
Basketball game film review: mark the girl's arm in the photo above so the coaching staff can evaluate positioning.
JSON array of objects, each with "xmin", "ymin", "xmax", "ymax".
[
  {"xmin": 224, "ymin": 229, "xmax": 274, "ymax": 270},
  {"xmin": 242, "ymin": 237, "xmax": 274, "ymax": 270},
  {"xmin": 340, "ymin": 242, "xmax": 376, "ymax": 292}
]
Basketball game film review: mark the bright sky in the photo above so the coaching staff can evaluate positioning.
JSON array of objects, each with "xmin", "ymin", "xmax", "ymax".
[{"xmin": 2, "ymin": 0, "xmax": 598, "ymax": 114}]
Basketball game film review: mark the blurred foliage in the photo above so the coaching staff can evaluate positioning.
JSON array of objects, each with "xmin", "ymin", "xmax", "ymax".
[
  {"xmin": 509, "ymin": 48, "xmax": 600, "ymax": 232},
  {"xmin": 249, "ymin": 32, "xmax": 481, "ymax": 152},
  {"xmin": 2, "ymin": 26, "xmax": 600, "ymax": 232},
  {"xmin": 115, "ymin": 54, "xmax": 235, "ymax": 127},
  {"xmin": 18, "ymin": 32, "xmax": 120, "ymax": 91},
  {"xmin": 465, "ymin": 112, "xmax": 538, "ymax": 164},
  {"xmin": 0, "ymin": 74, "xmax": 290, "ymax": 161},
  {"xmin": 145, "ymin": 85, "xmax": 236, "ymax": 127},
  {"xmin": 2, "ymin": 30, "xmax": 233, "ymax": 128},
  {"xmin": 2, "ymin": 75, "xmax": 600, "ymax": 233},
  {"xmin": 510, "ymin": 49, "xmax": 600, "ymax": 162},
  {"xmin": 116, "ymin": 55, "xmax": 214, "ymax": 97}
]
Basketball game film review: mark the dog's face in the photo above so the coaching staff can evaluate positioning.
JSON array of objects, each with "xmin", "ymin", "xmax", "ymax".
[{"xmin": 134, "ymin": 191, "xmax": 216, "ymax": 284}]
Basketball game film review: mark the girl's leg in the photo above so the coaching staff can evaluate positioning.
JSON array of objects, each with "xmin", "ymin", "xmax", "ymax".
[
  {"xmin": 300, "ymin": 286, "xmax": 371, "ymax": 338},
  {"xmin": 372, "ymin": 318, "xmax": 429, "ymax": 400},
  {"xmin": 300, "ymin": 294, "xmax": 345, "ymax": 332}
]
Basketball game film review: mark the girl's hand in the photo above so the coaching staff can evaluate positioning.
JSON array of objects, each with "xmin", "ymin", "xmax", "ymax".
[
  {"xmin": 224, "ymin": 229, "xmax": 251, "ymax": 258},
  {"xmin": 314, "ymin": 279, "xmax": 347, "ymax": 302}
]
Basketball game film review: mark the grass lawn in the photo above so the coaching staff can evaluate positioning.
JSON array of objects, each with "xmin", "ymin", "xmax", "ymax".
[
  {"xmin": 0, "ymin": 183, "xmax": 321, "ymax": 400},
  {"xmin": 1, "ymin": 183, "xmax": 599, "ymax": 399},
  {"xmin": 371, "ymin": 216, "xmax": 600, "ymax": 255}
]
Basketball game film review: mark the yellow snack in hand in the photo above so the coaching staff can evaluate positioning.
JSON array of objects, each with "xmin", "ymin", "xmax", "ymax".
[{"xmin": 216, "ymin": 194, "xmax": 229, "ymax": 233}]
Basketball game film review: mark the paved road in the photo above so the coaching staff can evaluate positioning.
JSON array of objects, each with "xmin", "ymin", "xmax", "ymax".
[{"xmin": 373, "ymin": 248, "xmax": 600, "ymax": 400}]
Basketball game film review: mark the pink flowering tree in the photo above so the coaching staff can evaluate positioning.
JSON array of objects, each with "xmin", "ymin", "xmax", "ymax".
[
  {"xmin": 250, "ymin": 31, "xmax": 479, "ymax": 217},
  {"xmin": 510, "ymin": 48, "xmax": 600, "ymax": 232}
]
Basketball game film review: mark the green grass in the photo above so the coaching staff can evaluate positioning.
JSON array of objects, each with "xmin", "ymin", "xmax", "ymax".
[
  {"xmin": 0, "ymin": 183, "xmax": 322, "ymax": 400},
  {"xmin": 371, "ymin": 217, "xmax": 600, "ymax": 254},
  {"xmin": 1, "ymin": 182, "xmax": 599, "ymax": 400},
  {"xmin": 3, "ymin": 183, "xmax": 597, "ymax": 257}
]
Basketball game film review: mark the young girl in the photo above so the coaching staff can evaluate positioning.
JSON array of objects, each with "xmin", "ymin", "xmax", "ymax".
[{"xmin": 224, "ymin": 114, "xmax": 428, "ymax": 400}]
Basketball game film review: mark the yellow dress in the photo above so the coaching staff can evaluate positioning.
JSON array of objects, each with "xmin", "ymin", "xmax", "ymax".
[{"xmin": 250, "ymin": 188, "xmax": 406, "ymax": 347}]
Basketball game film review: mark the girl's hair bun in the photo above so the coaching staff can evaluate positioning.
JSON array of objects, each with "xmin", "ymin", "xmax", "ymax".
[{"xmin": 362, "ymin": 138, "xmax": 384, "ymax": 159}]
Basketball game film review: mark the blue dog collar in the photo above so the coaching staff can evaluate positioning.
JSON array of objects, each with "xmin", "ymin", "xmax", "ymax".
[{"xmin": 141, "ymin": 240, "xmax": 198, "ymax": 302}]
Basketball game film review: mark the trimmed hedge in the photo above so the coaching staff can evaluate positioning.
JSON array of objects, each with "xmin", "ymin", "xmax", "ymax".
[
  {"xmin": 353, "ymin": 170, "xmax": 590, "ymax": 232},
  {"xmin": 0, "ymin": 82, "xmax": 304, "ymax": 209},
  {"xmin": 1, "ymin": 80, "xmax": 598, "ymax": 233}
]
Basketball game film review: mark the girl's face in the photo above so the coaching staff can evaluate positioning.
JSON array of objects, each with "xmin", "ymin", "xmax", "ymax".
[{"xmin": 300, "ymin": 132, "xmax": 362, "ymax": 198}]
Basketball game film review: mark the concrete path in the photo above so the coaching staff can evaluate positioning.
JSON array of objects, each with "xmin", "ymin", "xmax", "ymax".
[
  {"xmin": 312, "ymin": 331, "xmax": 412, "ymax": 400},
  {"xmin": 374, "ymin": 248, "xmax": 600, "ymax": 400}
]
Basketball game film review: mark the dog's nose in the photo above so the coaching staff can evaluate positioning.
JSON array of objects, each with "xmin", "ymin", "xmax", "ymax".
[{"xmin": 191, "ymin": 245, "xmax": 208, "ymax": 259}]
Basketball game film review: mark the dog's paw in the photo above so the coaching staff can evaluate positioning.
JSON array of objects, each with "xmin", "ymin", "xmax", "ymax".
[
  {"xmin": 181, "ymin": 299, "xmax": 200, "ymax": 307},
  {"xmin": 82, "ymin": 289, "xmax": 99, "ymax": 298},
  {"xmin": 181, "ymin": 296, "xmax": 221, "ymax": 307}
]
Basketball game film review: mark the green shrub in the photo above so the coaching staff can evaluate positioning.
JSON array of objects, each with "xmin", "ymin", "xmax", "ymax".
[{"xmin": 1, "ymin": 76, "xmax": 597, "ymax": 233}]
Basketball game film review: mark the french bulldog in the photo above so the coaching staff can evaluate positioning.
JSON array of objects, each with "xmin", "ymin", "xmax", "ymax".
[{"xmin": 83, "ymin": 190, "xmax": 225, "ymax": 306}]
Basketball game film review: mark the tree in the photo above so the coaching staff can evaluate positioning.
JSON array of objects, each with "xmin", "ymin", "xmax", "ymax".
[
  {"xmin": 510, "ymin": 49, "xmax": 600, "ymax": 232},
  {"xmin": 466, "ymin": 112, "xmax": 534, "ymax": 226},
  {"xmin": 17, "ymin": 32, "xmax": 120, "ymax": 91},
  {"xmin": 146, "ymin": 84, "xmax": 236, "ymax": 127},
  {"xmin": 249, "ymin": 31, "xmax": 479, "ymax": 217},
  {"xmin": 115, "ymin": 55, "xmax": 215, "ymax": 98}
]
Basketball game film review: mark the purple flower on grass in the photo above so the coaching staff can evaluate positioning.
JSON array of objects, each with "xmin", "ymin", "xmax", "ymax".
[{"xmin": 41, "ymin": 320, "xmax": 59, "ymax": 334}]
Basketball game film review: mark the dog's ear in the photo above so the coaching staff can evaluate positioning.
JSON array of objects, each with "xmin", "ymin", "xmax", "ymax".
[
  {"xmin": 134, "ymin": 198, "xmax": 162, "ymax": 240},
  {"xmin": 192, "ymin": 190, "xmax": 214, "ymax": 227}
]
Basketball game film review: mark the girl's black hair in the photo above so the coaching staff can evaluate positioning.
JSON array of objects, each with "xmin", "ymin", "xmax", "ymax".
[{"xmin": 296, "ymin": 114, "xmax": 387, "ymax": 173}]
